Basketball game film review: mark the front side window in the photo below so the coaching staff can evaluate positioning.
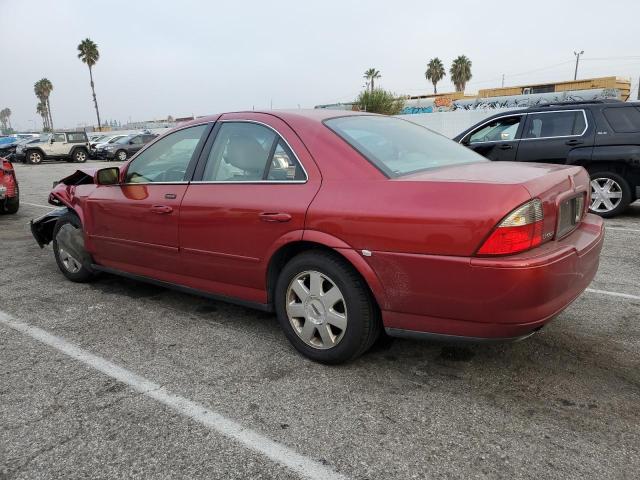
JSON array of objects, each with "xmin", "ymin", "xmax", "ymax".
[
  {"xmin": 603, "ymin": 107, "xmax": 640, "ymax": 133},
  {"xmin": 524, "ymin": 111, "xmax": 586, "ymax": 139},
  {"xmin": 125, "ymin": 125, "xmax": 207, "ymax": 183},
  {"xmin": 325, "ymin": 115, "xmax": 485, "ymax": 177},
  {"xmin": 202, "ymin": 122, "xmax": 304, "ymax": 182},
  {"xmin": 52, "ymin": 133, "xmax": 66, "ymax": 142},
  {"xmin": 468, "ymin": 116, "xmax": 522, "ymax": 143}
]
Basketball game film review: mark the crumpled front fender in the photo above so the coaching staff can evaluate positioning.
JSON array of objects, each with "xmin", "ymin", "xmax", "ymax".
[{"xmin": 30, "ymin": 207, "xmax": 69, "ymax": 248}]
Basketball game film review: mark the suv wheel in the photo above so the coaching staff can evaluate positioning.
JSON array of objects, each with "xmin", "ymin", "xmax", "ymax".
[
  {"xmin": 52, "ymin": 212, "xmax": 95, "ymax": 282},
  {"xmin": 73, "ymin": 148, "xmax": 88, "ymax": 163},
  {"xmin": 116, "ymin": 149, "xmax": 128, "ymax": 161},
  {"xmin": 588, "ymin": 171, "xmax": 631, "ymax": 218},
  {"xmin": 275, "ymin": 251, "xmax": 381, "ymax": 364},
  {"xmin": 26, "ymin": 150, "xmax": 43, "ymax": 165}
]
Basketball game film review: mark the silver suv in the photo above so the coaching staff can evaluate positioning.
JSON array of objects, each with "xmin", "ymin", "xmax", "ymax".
[{"xmin": 16, "ymin": 132, "xmax": 90, "ymax": 165}]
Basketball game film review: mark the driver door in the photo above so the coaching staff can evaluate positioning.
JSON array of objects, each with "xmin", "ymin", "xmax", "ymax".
[
  {"xmin": 85, "ymin": 124, "xmax": 211, "ymax": 275},
  {"xmin": 461, "ymin": 114, "xmax": 525, "ymax": 161},
  {"xmin": 42, "ymin": 133, "xmax": 66, "ymax": 157}
]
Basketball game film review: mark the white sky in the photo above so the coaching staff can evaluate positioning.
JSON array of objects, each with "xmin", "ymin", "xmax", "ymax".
[{"xmin": 2, "ymin": 0, "xmax": 639, "ymax": 130}]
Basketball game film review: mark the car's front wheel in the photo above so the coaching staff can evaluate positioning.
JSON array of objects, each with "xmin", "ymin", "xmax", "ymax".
[
  {"xmin": 52, "ymin": 212, "xmax": 95, "ymax": 282},
  {"xmin": 588, "ymin": 171, "xmax": 631, "ymax": 218},
  {"xmin": 116, "ymin": 149, "xmax": 128, "ymax": 161},
  {"xmin": 73, "ymin": 148, "xmax": 88, "ymax": 163},
  {"xmin": 275, "ymin": 251, "xmax": 380, "ymax": 364},
  {"xmin": 26, "ymin": 150, "xmax": 43, "ymax": 165}
]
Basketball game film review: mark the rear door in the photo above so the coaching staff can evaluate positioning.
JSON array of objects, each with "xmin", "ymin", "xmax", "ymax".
[
  {"xmin": 85, "ymin": 124, "xmax": 210, "ymax": 274},
  {"xmin": 460, "ymin": 114, "xmax": 524, "ymax": 161},
  {"xmin": 517, "ymin": 109, "xmax": 594, "ymax": 164},
  {"xmin": 178, "ymin": 113, "xmax": 321, "ymax": 303}
]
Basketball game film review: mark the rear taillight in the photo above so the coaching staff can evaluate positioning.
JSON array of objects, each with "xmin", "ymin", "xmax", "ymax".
[{"xmin": 477, "ymin": 199, "xmax": 544, "ymax": 256}]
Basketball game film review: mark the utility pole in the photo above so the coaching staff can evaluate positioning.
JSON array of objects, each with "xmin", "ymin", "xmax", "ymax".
[
  {"xmin": 501, "ymin": 74, "xmax": 505, "ymax": 88},
  {"xmin": 573, "ymin": 50, "xmax": 584, "ymax": 80}
]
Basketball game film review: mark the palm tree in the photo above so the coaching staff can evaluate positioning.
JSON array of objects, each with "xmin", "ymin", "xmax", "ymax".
[
  {"xmin": 450, "ymin": 55, "xmax": 472, "ymax": 92},
  {"xmin": 77, "ymin": 38, "xmax": 102, "ymax": 130},
  {"xmin": 363, "ymin": 68, "xmax": 381, "ymax": 92},
  {"xmin": 34, "ymin": 81, "xmax": 51, "ymax": 131},
  {"xmin": 0, "ymin": 108, "xmax": 11, "ymax": 132},
  {"xmin": 425, "ymin": 58, "xmax": 446, "ymax": 94},
  {"xmin": 35, "ymin": 78, "xmax": 54, "ymax": 130},
  {"xmin": 36, "ymin": 101, "xmax": 50, "ymax": 131}
]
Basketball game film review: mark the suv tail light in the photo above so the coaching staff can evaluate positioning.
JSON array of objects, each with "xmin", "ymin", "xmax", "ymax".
[{"xmin": 477, "ymin": 199, "xmax": 544, "ymax": 256}]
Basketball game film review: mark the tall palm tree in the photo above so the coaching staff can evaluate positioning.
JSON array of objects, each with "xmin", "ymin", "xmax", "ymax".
[
  {"xmin": 0, "ymin": 108, "xmax": 8, "ymax": 132},
  {"xmin": 34, "ymin": 80, "xmax": 51, "ymax": 131},
  {"xmin": 36, "ymin": 78, "xmax": 54, "ymax": 130},
  {"xmin": 425, "ymin": 58, "xmax": 446, "ymax": 94},
  {"xmin": 36, "ymin": 101, "xmax": 50, "ymax": 131},
  {"xmin": 363, "ymin": 68, "xmax": 381, "ymax": 92},
  {"xmin": 77, "ymin": 38, "xmax": 102, "ymax": 130},
  {"xmin": 450, "ymin": 55, "xmax": 472, "ymax": 92}
]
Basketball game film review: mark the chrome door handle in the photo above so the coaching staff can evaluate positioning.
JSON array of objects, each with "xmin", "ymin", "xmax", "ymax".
[
  {"xmin": 259, "ymin": 212, "xmax": 292, "ymax": 222},
  {"xmin": 150, "ymin": 205, "xmax": 173, "ymax": 214}
]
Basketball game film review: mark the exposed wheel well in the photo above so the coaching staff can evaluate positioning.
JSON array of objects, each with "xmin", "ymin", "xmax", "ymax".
[{"xmin": 266, "ymin": 241, "xmax": 380, "ymax": 311}]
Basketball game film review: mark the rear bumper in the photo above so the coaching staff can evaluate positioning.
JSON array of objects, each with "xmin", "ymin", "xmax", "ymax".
[{"xmin": 371, "ymin": 214, "xmax": 604, "ymax": 339}]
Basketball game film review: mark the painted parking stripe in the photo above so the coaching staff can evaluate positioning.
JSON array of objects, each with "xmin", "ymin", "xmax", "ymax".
[
  {"xmin": 586, "ymin": 288, "xmax": 640, "ymax": 301},
  {"xmin": 21, "ymin": 202, "xmax": 55, "ymax": 209},
  {"xmin": 0, "ymin": 311, "xmax": 348, "ymax": 480}
]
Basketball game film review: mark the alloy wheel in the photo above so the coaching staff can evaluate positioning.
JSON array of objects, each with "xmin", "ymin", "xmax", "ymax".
[
  {"xmin": 29, "ymin": 152, "xmax": 42, "ymax": 164},
  {"xmin": 75, "ymin": 151, "xmax": 87, "ymax": 162},
  {"xmin": 56, "ymin": 224, "xmax": 83, "ymax": 273},
  {"xmin": 117, "ymin": 151, "xmax": 127, "ymax": 161},
  {"xmin": 590, "ymin": 178, "xmax": 623, "ymax": 213},
  {"xmin": 286, "ymin": 270, "xmax": 348, "ymax": 350}
]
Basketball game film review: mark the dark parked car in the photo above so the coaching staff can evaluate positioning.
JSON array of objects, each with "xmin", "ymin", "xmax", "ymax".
[
  {"xmin": 31, "ymin": 110, "xmax": 603, "ymax": 364},
  {"xmin": 96, "ymin": 133, "xmax": 157, "ymax": 161},
  {"xmin": 454, "ymin": 100, "xmax": 640, "ymax": 217}
]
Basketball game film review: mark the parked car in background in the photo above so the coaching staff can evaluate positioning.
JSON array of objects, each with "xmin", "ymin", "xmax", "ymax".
[
  {"xmin": 89, "ymin": 134, "xmax": 128, "ymax": 158},
  {"xmin": 31, "ymin": 110, "xmax": 603, "ymax": 364},
  {"xmin": 4, "ymin": 137, "xmax": 42, "ymax": 160},
  {"xmin": 454, "ymin": 100, "xmax": 640, "ymax": 217},
  {"xmin": 96, "ymin": 133, "xmax": 156, "ymax": 161},
  {"xmin": 0, "ymin": 157, "xmax": 19, "ymax": 214},
  {"xmin": 16, "ymin": 131, "xmax": 90, "ymax": 164}
]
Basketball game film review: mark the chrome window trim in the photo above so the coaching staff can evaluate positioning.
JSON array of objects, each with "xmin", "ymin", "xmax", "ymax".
[
  {"xmin": 198, "ymin": 119, "xmax": 309, "ymax": 184},
  {"xmin": 520, "ymin": 109, "xmax": 588, "ymax": 141},
  {"xmin": 461, "ymin": 114, "xmax": 525, "ymax": 145}
]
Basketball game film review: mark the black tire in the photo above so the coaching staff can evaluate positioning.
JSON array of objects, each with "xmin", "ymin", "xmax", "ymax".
[
  {"xmin": 115, "ymin": 149, "xmax": 128, "ymax": 161},
  {"xmin": 52, "ymin": 212, "xmax": 95, "ymax": 282},
  {"xmin": 1, "ymin": 194, "xmax": 19, "ymax": 214},
  {"xmin": 588, "ymin": 170, "xmax": 632, "ymax": 218},
  {"xmin": 275, "ymin": 250, "xmax": 381, "ymax": 364},
  {"xmin": 72, "ymin": 148, "xmax": 88, "ymax": 163},
  {"xmin": 26, "ymin": 150, "xmax": 43, "ymax": 165}
]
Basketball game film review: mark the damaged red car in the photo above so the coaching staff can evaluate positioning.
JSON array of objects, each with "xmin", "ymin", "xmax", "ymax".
[
  {"xmin": 31, "ymin": 111, "xmax": 604, "ymax": 363},
  {"xmin": 1, "ymin": 157, "xmax": 19, "ymax": 214}
]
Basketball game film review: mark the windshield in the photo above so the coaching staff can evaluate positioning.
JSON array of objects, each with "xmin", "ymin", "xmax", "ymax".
[{"xmin": 325, "ymin": 115, "xmax": 486, "ymax": 177}]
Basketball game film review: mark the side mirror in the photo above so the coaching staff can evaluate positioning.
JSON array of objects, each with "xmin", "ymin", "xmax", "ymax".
[
  {"xmin": 96, "ymin": 167, "xmax": 120, "ymax": 185},
  {"xmin": 49, "ymin": 138, "xmax": 54, "ymax": 144}
]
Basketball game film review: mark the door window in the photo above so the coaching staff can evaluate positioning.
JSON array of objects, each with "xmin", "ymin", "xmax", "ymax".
[
  {"xmin": 603, "ymin": 107, "xmax": 640, "ymax": 133},
  {"xmin": 202, "ymin": 122, "xmax": 305, "ymax": 182},
  {"xmin": 52, "ymin": 133, "xmax": 66, "ymax": 142},
  {"xmin": 524, "ymin": 111, "xmax": 586, "ymax": 139},
  {"xmin": 467, "ymin": 116, "xmax": 522, "ymax": 143},
  {"xmin": 130, "ymin": 136, "xmax": 144, "ymax": 145},
  {"xmin": 125, "ymin": 125, "xmax": 207, "ymax": 183}
]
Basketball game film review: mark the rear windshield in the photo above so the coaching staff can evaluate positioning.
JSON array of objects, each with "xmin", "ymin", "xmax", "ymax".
[{"xmin": 325, "ymin": 115, "xmax": 485, "ymax": 177}]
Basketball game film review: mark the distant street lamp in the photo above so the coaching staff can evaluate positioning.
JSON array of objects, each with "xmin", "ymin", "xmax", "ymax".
[{"xmin": 573, "ymin": 50, "xmax": 584, "ymax": 80}]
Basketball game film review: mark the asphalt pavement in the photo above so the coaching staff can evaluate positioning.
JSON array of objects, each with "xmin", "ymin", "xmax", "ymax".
[{"xmin": 1, "ymin": 160, "xmax": 639, "ymax": 479}]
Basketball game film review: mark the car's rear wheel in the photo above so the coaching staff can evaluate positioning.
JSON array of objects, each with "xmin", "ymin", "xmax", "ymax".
[
  {"xmin": 275, "ymin": 251, "xmax": 381, "ymax": 364},
  {"xmin": 52, "ymin": 212, "xmax": 95, "ymax": 282},
  {"xmin": 116, "ymin": 149, "xmax": 128, "ymax": 161},
  {"xmin": 588, "ymin": 171, "xmax": 631, "ymax": 218},
  {"xmin": 73, "ymin": 148, "xmax": 88, "ymax": 163},
  {"xmin": 26, "ymin": 150, "xmax": 43, "ymax": 165}
]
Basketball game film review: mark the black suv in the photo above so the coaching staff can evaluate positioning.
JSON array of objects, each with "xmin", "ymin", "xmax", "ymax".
[
  {"xmin": 454, "ymin": 100, "xmax": 640, "ymax": 217},
  {"xmin": 96, "ymin": 133, "xmax": 157, "ymax": 161}
]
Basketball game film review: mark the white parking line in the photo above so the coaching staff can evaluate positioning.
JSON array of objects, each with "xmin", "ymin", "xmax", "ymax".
[
  {"xmin": 0, "ymin": 311, "xmax": 348, "ymax": 480},
  {"xmin": 21, "ymin": 202, "xmax": 55, "ymax": 209},
  {"xmin": 586, "ymin": 288, "xmax": 640, "ymax": 301}
]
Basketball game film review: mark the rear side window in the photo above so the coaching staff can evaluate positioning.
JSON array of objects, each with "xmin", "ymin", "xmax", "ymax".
[
  {"xmin": 603, "ymin": 107, "xmax": 640, "ymax": 133},
  {"xmin": 67, "ymin": 132, "xmax": 87, "ymax": 143},
  {"xmin": 524, "ymin": 111, "xmax": 586, "ymax": 139}
]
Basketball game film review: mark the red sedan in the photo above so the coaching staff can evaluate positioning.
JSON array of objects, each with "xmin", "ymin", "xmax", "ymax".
[
  {"xmin": 1, "ymin": 157, "xmax": 19, "ymax": 214},
  {"xmin": 31, "ymin": 111, "xmax": 604, "ymax": 363}
]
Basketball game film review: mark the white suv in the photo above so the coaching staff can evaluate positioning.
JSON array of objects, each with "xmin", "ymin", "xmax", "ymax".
[{"xmin": 17, "ymin": 132, "xmax": 90, "ymax": 165}]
